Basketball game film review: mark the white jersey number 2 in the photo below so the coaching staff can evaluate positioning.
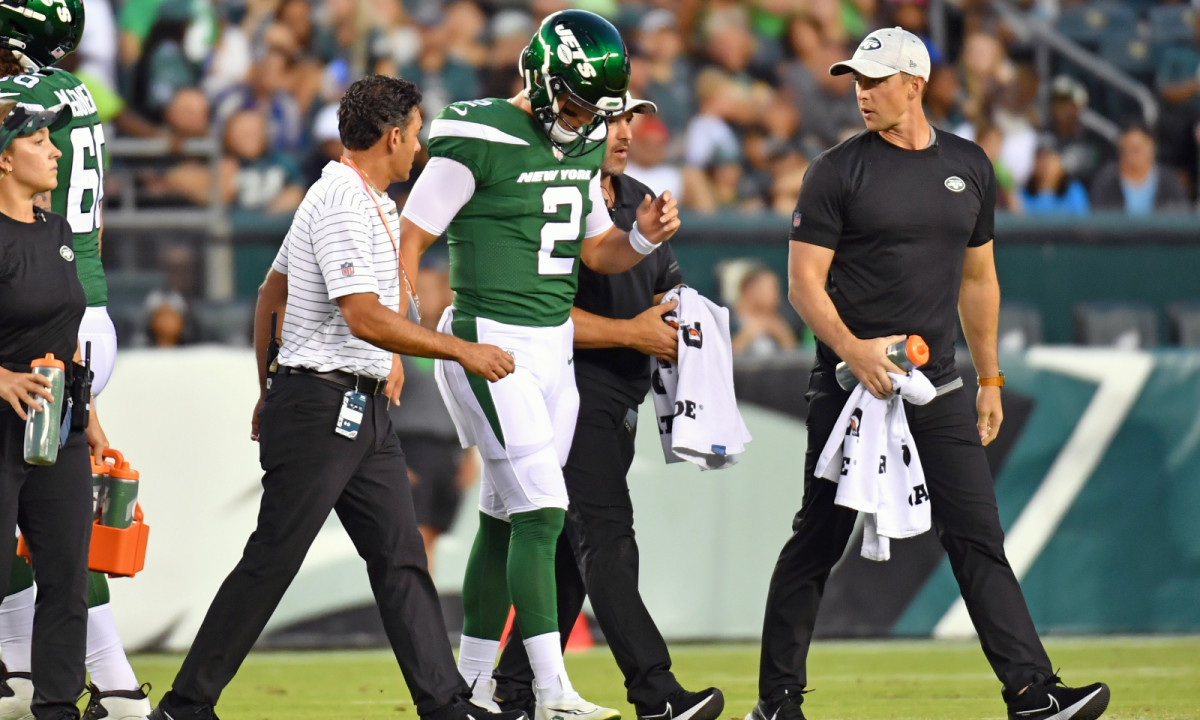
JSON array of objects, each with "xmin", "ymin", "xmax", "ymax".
[{"xmin": 537, "ymin": 185, "xmax": 582, "ymax": 276}]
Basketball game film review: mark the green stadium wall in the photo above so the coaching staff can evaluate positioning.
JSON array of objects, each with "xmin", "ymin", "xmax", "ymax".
[
  {"xmin": 100, "ymin": 346, "xmax": 1199, "ymax": 651},
  {"xmin": 231, "ymin": 210, "xmax": 1200, "ymax": 345}
]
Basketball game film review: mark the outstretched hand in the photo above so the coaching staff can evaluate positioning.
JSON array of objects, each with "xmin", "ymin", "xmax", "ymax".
[{"xmin": 635, "ymin": 192, "xmax": 680, "ymax": 245}]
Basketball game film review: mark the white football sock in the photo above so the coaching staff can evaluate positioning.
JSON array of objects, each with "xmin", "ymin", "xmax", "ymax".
[
  {"xmin": 526, "ymin": 632, "xmax": 569, "ymax": 694},
  {"xmin": 457, "ymin": 635, "xmax": 500, "ymax": 688},
  {"xmin": 86, "ymin": 603, "xmax": 139, "ymax": 690},
  {"xmin": 0, "ymin": 587, "xmax": 34, "ymax": 673}
]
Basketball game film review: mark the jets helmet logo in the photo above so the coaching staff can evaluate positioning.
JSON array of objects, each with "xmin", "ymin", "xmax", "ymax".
[{"xmin": 554, "ymin": 24, "xmax": 598, "ymax": 79}]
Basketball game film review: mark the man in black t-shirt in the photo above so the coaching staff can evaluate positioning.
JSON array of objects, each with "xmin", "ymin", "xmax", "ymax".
[
  {"xmin": 748, "ymin": 28, "xmax": 1110, "ymax": 720},
  {"xmin": 492, "ymin": 98, "xmax": 726, "ymax": 720}
]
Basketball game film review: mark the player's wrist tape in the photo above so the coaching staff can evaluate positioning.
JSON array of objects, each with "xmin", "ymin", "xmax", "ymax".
[{"xmin": 628, "ymin": 223, "xmax": 657, "ymax": 255}]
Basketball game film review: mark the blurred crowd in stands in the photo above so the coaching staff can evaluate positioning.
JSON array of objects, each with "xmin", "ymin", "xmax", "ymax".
[
  {"xmin": 68, "ymin": 0, "xmax": 1200, "ymax": 219},
  {"xmin": 70, "ymin": 0, "xmax": 1200, "ymax": 348}
]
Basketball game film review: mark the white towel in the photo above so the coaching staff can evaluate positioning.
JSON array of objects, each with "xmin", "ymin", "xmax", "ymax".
[
  {"xmin": 650, "ymin": 286, "xmax": 752, "ymax": 470},
  {"xmin": 814, "ymin": 369, "xmax": 935, "ymax": 561}
]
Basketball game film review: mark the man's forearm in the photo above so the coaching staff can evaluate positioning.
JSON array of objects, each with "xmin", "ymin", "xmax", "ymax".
[
  {"xmin": 789, "ymin": 283, "xmax": 856, "ymax": 358},
  {"xmin": 581, "ymin": 228, "xmax": 648, "ymax": 275},
  {"xmin": 400, "ymin": 236, "xmax": 427, "ymax": 287},
  {"xmin": 348, "ymin": 301, "xmax": 472, "ymax": 362},
  {"xmin": 254, "ymin": 270, "xmax": 288, "ymax": 394},
  {"xmin": 399, "ymin": 218, "xmax": 441, "ymax": 287},
  {"xmin": 570, "ymin": 306, "xmax": 629, "ymax": 349},
  {"xmin": 958, "ymin": 278, "xmax": 1001, "ymax": 376}
]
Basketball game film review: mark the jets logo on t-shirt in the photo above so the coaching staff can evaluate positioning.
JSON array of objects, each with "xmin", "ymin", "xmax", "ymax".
[
  {"xmin": 944, "ymin": 176, "xmax": 966, "ymax": 193},
  {"xmin": 59, "ymin": 245, "xmax": 74, "ymax": 261}
]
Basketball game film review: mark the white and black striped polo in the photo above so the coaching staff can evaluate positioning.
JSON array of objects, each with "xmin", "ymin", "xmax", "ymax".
[{"xmin": 271, "ymin": 161, "xmax": 401, "ymax": 379}]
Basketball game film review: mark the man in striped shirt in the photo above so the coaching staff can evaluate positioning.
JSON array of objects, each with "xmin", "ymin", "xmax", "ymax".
[{"xmin": 146, "ymin": 76, "xmax": 520, "ymax": 720}]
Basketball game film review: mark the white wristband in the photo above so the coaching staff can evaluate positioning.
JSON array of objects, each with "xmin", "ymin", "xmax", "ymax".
[{"xmin": 628, "ymin": 223, "xmax": 657, "ymax": 255}]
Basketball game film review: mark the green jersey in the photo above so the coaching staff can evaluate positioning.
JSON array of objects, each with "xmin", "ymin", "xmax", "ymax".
[
  {"xmin": 0, "ymin": 68, "xmax": 106, "ymax": 306},
  {"xmin": 427, "ymin": 99, "xmax": 606, "ymax": 327}
]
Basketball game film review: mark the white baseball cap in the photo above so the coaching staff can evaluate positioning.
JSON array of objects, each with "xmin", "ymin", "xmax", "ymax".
[
  {"xmin": 624, "ymin": 93, "xmax": 658, "ymax": 114},
  {"xmin": 829, "ymin": 26, "xmax": 931, "ymax": 82}
]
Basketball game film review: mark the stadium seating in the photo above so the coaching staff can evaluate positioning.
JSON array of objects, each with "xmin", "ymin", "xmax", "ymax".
[
  {"xmin": 1098, "ymin": 32, "xmax": 1155, "ymax": 84},
  {"xmin": 1167, "ymin": 301, "xmax": 1200, "ymax": 347},
  {"xmin": 1148, "ymin": 4, "xmax": 1196, "ymax": 47},
  {"xmin": 191, "ymin": 300, "xmax": 255, "ymax": 346},
  {"xmin": 997, "ymin": 302, "xmax": 1044, "ymax": 352},
  {"xmin": 1073, "ymin": 300, "xmax": 1159, "ymax": 348},
  {"xmin": 1055, "ymin": 2, "xmax": 1138, "ymax": 49},
  {"xmin": 104, "ymin": 269, "xmax": 166, "ymax": 347}
]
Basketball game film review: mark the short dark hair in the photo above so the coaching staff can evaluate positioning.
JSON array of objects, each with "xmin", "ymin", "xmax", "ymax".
[{"xmin": 338, "ymin": 75, "xmax": 423, "ymax": 151}]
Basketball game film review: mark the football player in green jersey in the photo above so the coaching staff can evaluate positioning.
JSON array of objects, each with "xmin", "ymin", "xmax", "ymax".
[
  {"xmin": 399, "ymin": 11, "xmax": 679, "ymax": 720},
  {"xmin": 0, "ymin": 2, "xmax": 152, "ymax": 719}
]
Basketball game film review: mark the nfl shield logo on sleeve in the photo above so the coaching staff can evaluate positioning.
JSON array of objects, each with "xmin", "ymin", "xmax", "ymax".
[
  {"xmin": 341, "ymin": 262, "xmax": 355, "ymax": 277},
  {"xmin": 792, "ymin": 211, "xmax": 802, "ymax": 228}
]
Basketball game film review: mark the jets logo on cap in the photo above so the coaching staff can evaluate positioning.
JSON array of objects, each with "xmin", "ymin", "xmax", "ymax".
[
  {"xmin": 944, "ymin": 176, "xmax": 966, "ymax": 193},
  {"xmin": 860, "ymin": 37, "xmax": 882, "ymax": 51}
]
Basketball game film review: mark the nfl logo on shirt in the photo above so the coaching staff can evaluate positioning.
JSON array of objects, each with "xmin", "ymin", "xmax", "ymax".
[
  {"xmin": 341, "ymin": 262, "xmax": 355, "ymax": 277},
  {"xmin": 793, "ymin": 211, "xmax": 802, "ymax": 228}
]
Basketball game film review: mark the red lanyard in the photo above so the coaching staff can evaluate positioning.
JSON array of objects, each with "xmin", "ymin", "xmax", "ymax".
[{"xmin": 339, "ymin": 156, "xmax": 417, "ymax": 303}]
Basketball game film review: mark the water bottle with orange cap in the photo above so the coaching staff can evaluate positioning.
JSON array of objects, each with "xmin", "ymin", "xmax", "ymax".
[
  {"xmin": 22, "ymin": 353, "xmax": 66, "ymax": 465},
  {"xmin": 98, "ymin": 449, "xmax": 139, "ymax": 530},
  {"xmin": 92, "ymin": 455, "xmax": 110, "ymax": 521},
  {"xmin": 835, "ymin": 335, "xmax": 930, "ymax": 391}
]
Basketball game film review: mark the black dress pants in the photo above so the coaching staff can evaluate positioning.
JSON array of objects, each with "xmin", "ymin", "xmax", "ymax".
[
  {"xmin": 495, "ymin": 390, "xmax": 681, "ymax": 714},
  {"xmin": 758, "ymin": 370, "xmax": 1053, "ymax": 699},
  {"xmin": 0, "ymin": 410, "xmax": 91, "ymax": 720},
  {"xmin": 170, "ymin": 373, "xmax": 468, "ymax": 716}
]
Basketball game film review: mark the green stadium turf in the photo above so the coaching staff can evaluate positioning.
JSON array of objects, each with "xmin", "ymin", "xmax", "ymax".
[{"xmin": 126, "ymin": 637, "xmax": 1200, "ymax": 719}]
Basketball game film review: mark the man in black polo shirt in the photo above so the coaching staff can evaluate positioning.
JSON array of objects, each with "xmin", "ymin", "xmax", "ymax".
[
  {"xmin": 747, "ymin": 28, "xmax": 1110, "ymax": 720},
  {"xmin": 491, "ymin": 97, "xmax": 726, "ymax": 720}
]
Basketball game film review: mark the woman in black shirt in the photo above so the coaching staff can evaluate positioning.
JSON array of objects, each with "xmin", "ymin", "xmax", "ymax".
[{"xmin": 0, "ymin": 99, "xmax": 108, "ymax": 720}]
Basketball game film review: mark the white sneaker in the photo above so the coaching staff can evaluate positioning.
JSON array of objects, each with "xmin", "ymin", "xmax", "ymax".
[
  {"xmin": 81, "ymin": 683, "xmax": 153, "ymax": 720},
  {"xmin": 534, "ymin": 677, "xmax": 619, "ymax": 720},
  {"xmin": 0, "ymin": 673, "xmax": 33, "ymax": 720},
  {"xmin": 468, "ymin": 676, "xmax": 502, "ymax": 713}
]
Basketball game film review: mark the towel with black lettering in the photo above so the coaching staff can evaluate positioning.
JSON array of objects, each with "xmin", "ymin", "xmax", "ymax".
[
  {"xmin": 650, "ymin": 286, "xmax": 751, "ymax": 470},
  {"xmin": 814, "ymin": 369, "xmax": 935, "ymax": 561}
]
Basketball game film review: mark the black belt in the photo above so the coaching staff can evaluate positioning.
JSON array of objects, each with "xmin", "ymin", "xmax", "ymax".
[{"xmin": 278, "ymin": 366, "xmax": 387, "ymax": 396}]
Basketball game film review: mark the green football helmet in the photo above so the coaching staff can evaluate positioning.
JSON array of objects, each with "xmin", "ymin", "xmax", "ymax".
[
  {"xmin": 0, "ymin": 0, "xmax": 85, "ymax": 69},
  {"xmin": 520, "ymin": 9, "xmax": 630, "ymax": 157}
]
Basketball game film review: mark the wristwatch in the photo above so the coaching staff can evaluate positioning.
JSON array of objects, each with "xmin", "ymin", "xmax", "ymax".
[{"xmin": 977, "ymin": 371, "xmax": 1005, "ymax": 388}]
